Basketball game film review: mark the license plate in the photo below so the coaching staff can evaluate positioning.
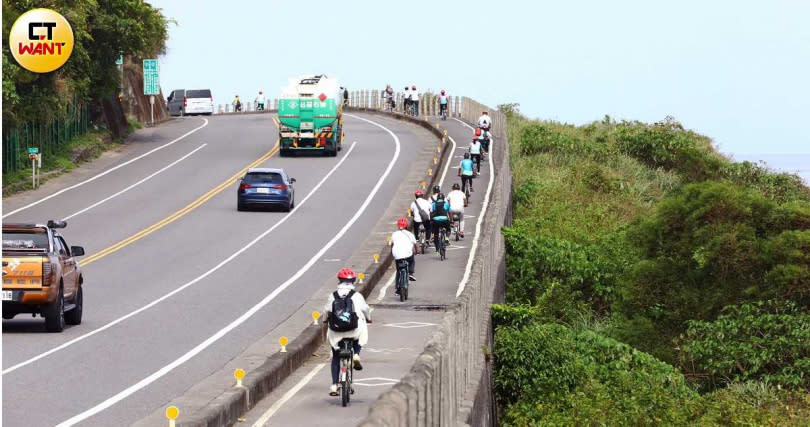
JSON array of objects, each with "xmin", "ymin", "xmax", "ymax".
[
  {"xmin": 300, "ymin": 122, "xmax": 313, "ymax": 130},
  {"xmin": 2, "ymin": 291, "xmax": 12, "ymax": 301},
  {"xmin": 256, "ymin": 188, "xmax": 270, "ymax": 194}
]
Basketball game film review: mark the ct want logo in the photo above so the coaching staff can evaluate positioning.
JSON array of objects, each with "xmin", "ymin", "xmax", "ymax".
[{"xmin": 8, "ymin": 8, "xmax": 74, "ymax": 73}]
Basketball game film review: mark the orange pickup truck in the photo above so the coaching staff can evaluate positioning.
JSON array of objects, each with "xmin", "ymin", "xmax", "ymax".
[{"xmin": 2, "ymin": 220, "xmax": 85, "ymax": 332}]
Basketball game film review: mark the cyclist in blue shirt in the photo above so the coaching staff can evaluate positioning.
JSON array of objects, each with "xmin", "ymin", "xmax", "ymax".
[
  {"xmin": 431, "ymin": 193, "xmax": 453, "ymax": 250},
  {"xmin": 458, "ymin": 152, "xmax": 475, "ymax": 193}
]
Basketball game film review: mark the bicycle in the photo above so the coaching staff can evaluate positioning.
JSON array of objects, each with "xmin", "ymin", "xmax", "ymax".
[
  {"xmin": 337, "ymin": 338, "xmax": 355, "ymax": 407},
  {"xmin": 440, "ymin": 104, "xmax": 448, "ymax": 121},
  {"xmin": 436, "ymin": 225, "xmax": 448, "ymax": 261},
  {"xmin": 452, "ymin": 213, "xmax": 462, "ymax": 241},
  {"xmin": 395, "ymin": 258, "xmax": 409, "ymax": 302}
]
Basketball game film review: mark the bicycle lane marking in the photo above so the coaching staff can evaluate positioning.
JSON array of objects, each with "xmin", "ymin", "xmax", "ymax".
[
  {"xmin": 54, "ymin": 113, "xmax": 401, "ymax": 426},
  {"xmin": 251, "ymin": 363, "xmax": 327, "ymax": 427},
  {"xmin": 3, "ymin": 118, "xmax": 209, "ymax": 219},
  {"xmin": 451, "ymin": 118, "xmax": 495, "ymax": 297},
  {"xmin": 61, "ymin": 144, "xmax": 207, "ymax": 221}
]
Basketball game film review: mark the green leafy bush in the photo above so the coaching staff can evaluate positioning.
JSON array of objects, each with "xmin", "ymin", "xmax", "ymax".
[
  {"xmin": 494, "ymin": 324, "xmax": 696, "ymax": 425},
  {"xmin": 679, "ymin": 301, "xmax": 810, "ymax": 390},
  {"xmin": 722, "ymin": 161, "xmax": 810, "ymax": 204},
  {"xmin": 685, "ymin": 382, "xmax": 810, "ymax": 425}
]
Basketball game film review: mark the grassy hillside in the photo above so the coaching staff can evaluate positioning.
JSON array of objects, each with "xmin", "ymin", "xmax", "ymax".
[{"xmin": 494, "ymin": 107, "xmax": 810, "ymax": 425}]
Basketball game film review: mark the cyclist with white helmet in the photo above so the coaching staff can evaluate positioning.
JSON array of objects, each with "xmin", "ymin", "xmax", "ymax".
[
  {"xmin": 410, "ymin": 189, "xmax": 433, "ymax": 246},
  {"xmin": 325, "ymin": 268, "xmax": 371, "ymax": 396},
  {"xmin": 477, "ymin": 111, "xmax": 492, "ymax": 131},
  {"xmin": 447, "ymin": 183, "xmax": 468, "ymax": 238}
]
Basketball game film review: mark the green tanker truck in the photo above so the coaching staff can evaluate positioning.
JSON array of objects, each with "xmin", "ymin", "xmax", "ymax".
[{"xmin": 278, "ymin": 75, "xmax": 343, "ymax": 157}]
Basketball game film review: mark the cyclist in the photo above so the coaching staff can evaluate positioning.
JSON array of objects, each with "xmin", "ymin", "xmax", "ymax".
[
  {"xmin": 390, "ymin": 218, "xmax": 418, "ymax": 292},
  {"xmin": 325, "ymin": 268, "xmax": 371, "ymax": 396},
  {"xmin": 255, "ymin": 90, "xmax": 266, "ymax": 111},
  {"xmin": 469, "ymin": 136, "xmax": 483, "ymax": 173},
  {"xmin": 403, "ymin": 86, "xmax": 411, "ymax": 114},
  {"xmin": 383, "ymin": 85, "xmax": 394, "ymax": 111},
  {"xmin": 410, "ymin": 189, "xmax": 432, "ymax": 247},
  {"xmin": 458, "ymin": 152, "xmax": 475, "ymax": 193},
  {"xmin": 476, "ymin": 127, "xmax": 492, "ymax": 155},
  {"xmin": 233, "ymin": 95, "xmax": 242, "ymax": 112},
  {"xmin": 447, "ymin": 183, "xmax": 468, "ymax": 238},
  {"xmin": 430, "ymin": 185, "xmax": 441, "ymax": 203},
  {"xmin": 438, "ymin": 90, "xmax": 449, "ymax": 118},
  {"xmin": 411, "ymin": 85, "xmax": 419, "ymax": 116},
  {"xmin": 477, "ymin": 111, "xmax": 492, "ymax": 131},
  {"xmin": 431, "ymin": 193, "xmax": 453, "ymax": 250}
]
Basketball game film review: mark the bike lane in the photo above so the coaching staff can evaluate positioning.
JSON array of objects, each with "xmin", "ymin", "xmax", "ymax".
[{"xmin": 240, "ymin": 115, "xmax": 495, "ymax": 426}]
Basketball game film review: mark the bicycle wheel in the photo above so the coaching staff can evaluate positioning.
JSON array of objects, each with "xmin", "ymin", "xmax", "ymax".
[
  {"xmin": 341, "ymin": 359, "xmax": 350, "ymax": 407},
  {"xmin": 440, "ymin": 230, "xmax": 446, "ymax": 260},
  {"xmin": 399, "ymin": 269, "xmax": 407, "ymax": 302}
]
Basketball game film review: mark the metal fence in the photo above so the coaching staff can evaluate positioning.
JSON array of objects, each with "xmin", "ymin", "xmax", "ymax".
[{"xmin": 2, "ymin": 102, "xmax": 90, "ymax": 175}]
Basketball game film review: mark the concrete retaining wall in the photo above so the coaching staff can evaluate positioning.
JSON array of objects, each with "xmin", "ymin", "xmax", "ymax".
[{"xmin": 359, "ymin": 98, "xmax": 512, "ymax": 427}]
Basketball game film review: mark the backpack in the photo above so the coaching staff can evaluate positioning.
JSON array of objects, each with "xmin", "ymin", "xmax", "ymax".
[
  {"xmin": 329, "ymin": 290, "xmax": 358, "ymax": 332},
  {"xmin": 432, "ymin": 201, "xmax": 448, "ymax": 218}
]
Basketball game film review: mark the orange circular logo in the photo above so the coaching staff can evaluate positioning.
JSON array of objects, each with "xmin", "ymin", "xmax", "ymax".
[{"xmin": 8, "ymin": 8, "xmax": 74, "ymax": 73}]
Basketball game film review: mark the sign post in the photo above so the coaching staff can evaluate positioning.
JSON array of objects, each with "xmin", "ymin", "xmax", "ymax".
[
  {"xmin": 143, "ymin": 59, "xmax": 160, "ymax": 125},
  {"xmin": 28, "ymin": 147, "xmax": 39, "ymax": 188}
]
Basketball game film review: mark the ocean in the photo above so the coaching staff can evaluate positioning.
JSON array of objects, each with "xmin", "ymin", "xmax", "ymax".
[{"xmin": 725, "ymin": 153, "xmax": 810, "ymax": 186}]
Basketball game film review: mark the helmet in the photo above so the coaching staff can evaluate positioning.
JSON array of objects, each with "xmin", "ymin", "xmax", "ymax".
[
  {"xmin": 464, "ymin": 152, "xmax": 471, "ymax": 159},
  {"xmin": 433, "ymin": 185, "xmax": 441, "ymax": 193},
  {"xmin": 412, "ymin": 85, "xmax": 416, "ymax": 90},
  {"xmin": 404, "ymin": 86, "xmax": 409, "ymax": 90},
  {"xmin": 475, "ymin": 128, "xmax": 482, "ymax": 136},
  {"xmin": 452, "ymin": 183, "xmax": 460, "ymax": 190},
  {"xmin": 259, "ymin": 90, "xmax": 263, "ymax": 94},
  {"xmin": 482, "ymin": 111, "xmax": 488, "ymax": 115},
  {"xmin": 414, "ymin": 189, "xmax": 425, "ymax": 197},
  {"xmin": 437, "ymin": 192, "xmax": 446, "ymax": 201},
  {"xmin": 397, "ymin": 217, "xmax": 409, "ymax": 229},
  {"xmin": 441, "ymin": 90, "xmax": 446, "ymax": 95},
  {"xmin": 337, "ymin": 267, "xmax": 357, "ymax": 282}
]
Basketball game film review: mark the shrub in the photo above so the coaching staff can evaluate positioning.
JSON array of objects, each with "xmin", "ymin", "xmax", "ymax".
[
  {"xmin": 685, "ymin": 382, "xmax": 810, "ymax": 425},
  {"xmin": 494, "ymin": 324, "xmax": 696, "ymax": 425},
  {"xmin": 679, "ymin": 301, "xmax": 810, "ymax": 390}
]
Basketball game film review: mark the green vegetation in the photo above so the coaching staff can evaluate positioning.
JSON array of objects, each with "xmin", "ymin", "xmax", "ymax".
[{"xmin": 494, "ymin": 104, "xmax": 810, "ymax": 424}]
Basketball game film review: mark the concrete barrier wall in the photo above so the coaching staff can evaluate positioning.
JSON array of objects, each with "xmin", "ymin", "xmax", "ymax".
[{"xmin": 359, "ymin": 98, "xmax": 512, "ymax": 427}]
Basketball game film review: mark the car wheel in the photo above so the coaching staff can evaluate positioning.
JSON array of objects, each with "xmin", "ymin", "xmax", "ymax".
[
  {"xmin": 237, "ymin": 202, "xmax": 246, "ymax": 211},
  {"xmin": 44, "ymin": 286, "xmax": 65, "ymax": 332},
  {"xmin": 283, "ymin": 201, "xmax": 292, "ymax": 212},
  {"xmin": 65, "ymin": 285, "xmax": 83, "ymax": 325},
  {"xmin": 290, "ymin": 197, "xmax": 295, "ymax": 209}
]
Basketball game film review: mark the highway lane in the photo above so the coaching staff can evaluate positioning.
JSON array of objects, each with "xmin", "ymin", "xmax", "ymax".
[{"xmin": 2, "ymin": 113, "xmax": 430, "ymax": 426}]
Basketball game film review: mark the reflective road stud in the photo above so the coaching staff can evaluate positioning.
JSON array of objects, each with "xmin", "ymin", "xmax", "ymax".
[
  {"xmin": 234, "ymin": 368, "xmax": 245, "ymax": 387},
  {"xmin": 166, "ymin": 406, "xmax": 179, "ymax": 427},
  {"xmin": 279, "ymin": 336, "xmax": 288, "ymax": 353},
  {"xmin": 358, "ymin": 272, "xmax": 365, "ymax": 284},
  {"xmin": 312, "ymin": 311, "xmax": 321, "ymax": 325}
]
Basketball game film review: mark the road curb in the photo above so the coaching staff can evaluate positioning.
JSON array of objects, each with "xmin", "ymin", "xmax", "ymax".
[{"xmin": 135, "ymin": 108, "xmax": 451, "ymax": 427}]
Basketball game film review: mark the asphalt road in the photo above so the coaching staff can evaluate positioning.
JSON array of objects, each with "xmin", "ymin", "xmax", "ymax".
[
  {"xmin": 240, "ymin": 116, "xmax": 495, "ymax": 426},
  {"xmin": 1, "ymin": 112, "xmax": 428, "ymax": 426}
]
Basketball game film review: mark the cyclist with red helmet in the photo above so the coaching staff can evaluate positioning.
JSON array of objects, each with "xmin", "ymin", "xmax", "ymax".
[
  {"xmin": 410, "ymin": 189, "xmax": 433, "ymax": 246},
  {"xmin": 325, "ymin": 267, "xmax": 371, "ymax": 396},
  {"xmin": 390, "ymin": 217, "xmax": 418, "ymax": 292}
]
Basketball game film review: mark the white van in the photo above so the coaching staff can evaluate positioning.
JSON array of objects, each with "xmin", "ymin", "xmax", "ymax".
[{"xmin": 182, "ymin": 89, "xmax": 214, "ymax": 115}]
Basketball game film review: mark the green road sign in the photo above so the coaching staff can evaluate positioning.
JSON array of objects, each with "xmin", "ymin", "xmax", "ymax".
[
  {"xmin": 27, "ymin": 147, "xmax": 39, "ymax": 154},
  {"xmin": 143, "ymin": 59, "xmax": 160, "ymax": 95},
  {"xmin": 115, "ymin": 54, "xmax": 123, "ymax": 65}
]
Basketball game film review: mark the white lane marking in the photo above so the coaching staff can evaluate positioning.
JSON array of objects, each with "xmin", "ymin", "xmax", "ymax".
[
  {"xmin": 251, "ymin": 363, "xmax": 326, "ymax": 427},
  {"xmin": 375, "ymin": 273, "xmax": 396, "ymax": 302},
  {"xmin": 3, "ymin": 142, "xmax": 358, "ymax": 376},
  {"xmin": 3, "ymin": 118, "xmax": 209, "ymax": 218},
  {"xmin": 55, "ymin": 114, "xmax": 401, "ymax": 426},
  {"xmin": 61, "ymin": 144, "xmax": 207, "ymax": 221},
  {"xmin": 383, "ymin": 321, "xmax": 438, "ymax": 329},
  {"xmin": 353, "ymin": 377, "xmax": 399, "ymax": 387},
  {"xmin": 453, "ymin": 118, "xmax": 496, "ymax": 297},
  {"xmin": 438, "ymin": 132, "xmax": 457, "ymax": 188}
]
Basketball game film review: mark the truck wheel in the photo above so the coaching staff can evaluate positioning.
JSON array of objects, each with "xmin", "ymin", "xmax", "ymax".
[
  {"xmin": 65, "ymin": 285, "xmax": 83, "ymax": 325},
  {"xmin": 44, "ymin": 286, "xmax": 65, "ymax": 332},
  {"xmin": 279, "ymin": 149, "xmax": 288, "ymax": 157}
]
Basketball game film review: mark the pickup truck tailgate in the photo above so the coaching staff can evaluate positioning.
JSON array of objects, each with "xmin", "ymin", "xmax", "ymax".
[{"xmin": 2, "ymin": 256, "xmax": 44, "ymax": 289}]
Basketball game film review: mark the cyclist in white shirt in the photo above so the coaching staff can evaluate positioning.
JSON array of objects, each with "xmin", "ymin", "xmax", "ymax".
[
  {"xmin": 446, "ymin": 183, "xmax": 468, "ymax": 238},
  {"xmin": 410, "ymin": 189, "xmax": 433, "ymax": 247},
  {"xmin": 390, "ymin": 217, "xmax": 418, "ymax": 289},
  {"xmin": 438, "ymin": 90, "xmax": 449, "ymax": 118},
  {"xmin": 469, "ymin": 138, "xmax": 483, "ymax": 173},
  {"xmin": 478, "ymin": 111, "xmax": 492, "ymax": 131},
  {"xmin": 410, "ymin": 85, "xmax": 419, "ymax": 116}
]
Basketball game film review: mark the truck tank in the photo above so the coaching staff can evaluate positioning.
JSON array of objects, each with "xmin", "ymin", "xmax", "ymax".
[{"xmin": 277, "ymin": 75, "xmax": 344, "ymax": 157}]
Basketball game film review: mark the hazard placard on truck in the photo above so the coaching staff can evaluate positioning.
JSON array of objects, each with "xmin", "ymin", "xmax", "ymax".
[{"xmin": 278, "ymin": 74, "xmax": 344, "ymax": 157}]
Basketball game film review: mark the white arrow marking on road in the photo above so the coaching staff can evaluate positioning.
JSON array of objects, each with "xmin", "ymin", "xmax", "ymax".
[
  {"xmin": 3, "ymin": 118, "xmax": 210, "ymax": 219},
  {"xmin": 375, "ymin": 273, "xmax": 396, "ymax": 302}
]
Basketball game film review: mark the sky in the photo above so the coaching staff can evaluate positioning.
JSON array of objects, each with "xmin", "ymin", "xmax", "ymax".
[{"xmin": 148, "ymin": 0, "xmax": 810, "ymax": 157}]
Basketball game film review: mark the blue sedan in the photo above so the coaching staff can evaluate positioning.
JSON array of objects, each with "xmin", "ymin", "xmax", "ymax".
[{"xmin": 237, "ymin": 168, "xmax": 296, "ymax": 212}]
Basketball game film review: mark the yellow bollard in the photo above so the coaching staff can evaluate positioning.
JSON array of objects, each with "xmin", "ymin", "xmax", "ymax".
[
  {"xmin": 444, "ymin": 129, "xmax": 448, "ymax": 136},
  {"xmin": 421, "ymin": 181, "xmax": 426, "ymax": 189},
  {"xmin": 387, "ymin": 236, "xmax": 392, "ymax": 245},
  {"xmin": 373, "ymin": 253, "xmax": 380, "ymax": 263},
  {"xmin": 358, "ymin": 272, "xmax": 365, "ymax": 284},
  {"xmin": 428, "ymin": 168, "xmax": 433, "ymax": 176},
  {"xmin": 234, "ymin": 369, "xmax": 245, "ymax": 387},
  {"xmin": 435, "ymin": 122, "xmax": 440, "ymax": 128},
  {"xmin": 434, "ymin": 156, "xmax": 438, "ymax": 164},
  {"xmin": 279, "ymin": 336, "xmax": 288, "ymax": 353},
  {"xmin": 437, "ymin": 147, "xmax": 441, "ymax": 153},
  {"xmin": 442, "ymin": 136, "xmax": 446, "ymax": 143},
  {"xmin": 312, "ymin": 311, "xmax": 321, "ymax": 325},
  {"xmin": 166, "ymin": 406, "xmax": 179, "ymax": 427}
]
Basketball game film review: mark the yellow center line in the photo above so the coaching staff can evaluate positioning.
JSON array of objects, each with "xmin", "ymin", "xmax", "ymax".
[{"xmin": 81, "ymin": 141, "xmax": 280, "ymax": 266}]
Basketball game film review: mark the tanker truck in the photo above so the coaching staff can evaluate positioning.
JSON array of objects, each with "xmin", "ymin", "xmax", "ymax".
[{"xmin": 278, "ymin": 75, "xmax": 343, "ymax": 157}]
